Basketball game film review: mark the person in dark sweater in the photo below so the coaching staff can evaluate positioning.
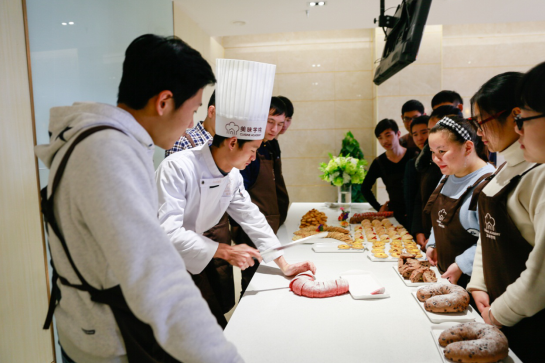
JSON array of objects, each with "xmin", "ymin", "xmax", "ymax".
[
  {"xmin": 399, "ymin": 99, "xmax": 425, "ymax": 157},
  {"xmin": 361, "ymin": 119, "xmax": 410, "ymax": 227},
  {"xmin": 413, "ymin": 105, "xmax": 463, "ymax": 249},
  {"xmin": 403, "ymin": 115, "xmax": 430, "ymax": 240}
]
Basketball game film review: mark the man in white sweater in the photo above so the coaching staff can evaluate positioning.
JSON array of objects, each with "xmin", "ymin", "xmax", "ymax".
[{"xmin": 35, "ymin": 34, "xmax": 242, "ymax": 363}]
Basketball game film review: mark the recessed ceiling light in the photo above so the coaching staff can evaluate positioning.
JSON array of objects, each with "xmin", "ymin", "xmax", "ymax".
[
  {"xmin": 309, "ymin": 1, "xmax": 326, "ymax": 6},
  {"xmin": 232, "ymin": 21, "xmax": 246, "ymax": 26},
  {"xmin": 68, "ymin": 21, "xmax": 74, "ymax": 25},
  {"xmin": 61, "ymin": 22, "xmax": 67, "ymax": 25}
]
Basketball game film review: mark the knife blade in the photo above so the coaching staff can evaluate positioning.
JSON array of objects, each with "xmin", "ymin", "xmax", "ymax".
[{"xmin": 261, "ymin": 232, "xmax": 329, "ymax": 255}]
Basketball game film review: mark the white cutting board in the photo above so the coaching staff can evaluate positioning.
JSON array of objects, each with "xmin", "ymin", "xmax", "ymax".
[
  {"xmin": 392, "ymin": 266, "xmax": 447, "ymax": 286},
  {"xmin": 340, "ymin": 270, "xmax": 390, "ymax": 300},
  {"xmin": 430, "ymin": 325, "xmax": 522, "ymax": 363},
  {"xmin": 412, "ymin": 291, "xmax": 478, "ymax": 323}
]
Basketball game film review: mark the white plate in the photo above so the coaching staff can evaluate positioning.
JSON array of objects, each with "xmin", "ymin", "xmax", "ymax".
[
  {"xmin": 312, "ymin": 242, "xmax": 366, "ymax": 253},
  {"xmin": 340, "ymin": 270, "xmax": 390, "ymax": 300},
  {"xmin": 411, "ymin": 291, "xmax": 478, "ymax": 323},
  {"xmin": 430, "ymin": 325, "xmax": 522, "ymax": 363},
  {"xmin": 392, "ymin": 265, "xmax": 446, "ymax": 286}
]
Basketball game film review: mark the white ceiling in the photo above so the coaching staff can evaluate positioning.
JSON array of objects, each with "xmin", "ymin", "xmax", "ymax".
[{"xmin": 174, "ymin": 0, "xmax": 545, "ymax": 37}]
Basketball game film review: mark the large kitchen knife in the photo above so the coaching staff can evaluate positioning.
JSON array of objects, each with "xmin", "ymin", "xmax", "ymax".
[{"xmin": 261, "ymin": 232, "xmax": 329, "ymax": 255}]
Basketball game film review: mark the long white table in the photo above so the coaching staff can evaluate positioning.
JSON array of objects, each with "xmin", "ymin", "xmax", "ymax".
[{"xmin": 224, "ymin": 203, "xmax": 483, "ymax": 363}]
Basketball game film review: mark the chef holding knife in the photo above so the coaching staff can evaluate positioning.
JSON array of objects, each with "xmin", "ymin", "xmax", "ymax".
[{"xmin": 156, "ymin": 59, "xmax": 316, "ymax": 322}]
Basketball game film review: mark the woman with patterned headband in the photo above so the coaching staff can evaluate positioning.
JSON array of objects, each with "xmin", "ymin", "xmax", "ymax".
[{"xmin": 423, "ymin": 116, "xmax": 495, "ymax": 290}]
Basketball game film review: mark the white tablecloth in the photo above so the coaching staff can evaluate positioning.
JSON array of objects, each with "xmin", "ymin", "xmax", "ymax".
[{"xmin": 224, "ymin": 203, "xmax": 485, "ymax": 363}]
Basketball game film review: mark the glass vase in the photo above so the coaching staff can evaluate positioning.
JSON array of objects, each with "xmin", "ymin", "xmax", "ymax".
[{"xmin": 337, "ymin": 184, "xmax": 352, "ymax": 207}]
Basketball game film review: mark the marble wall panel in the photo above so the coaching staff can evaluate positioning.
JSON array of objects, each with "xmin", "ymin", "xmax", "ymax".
[
  {"xmin": 275, "ymin": 72, "xmax": 335, "ymax": 101},
  {"xmin": 289, "ymin": 101, "xmax": 336, "ymax": 130},
  {"xmin": 222, "ymin": 29, "xmax": 373, "ymax": 48},
  {"xmin": 334, "ymin": 71, "xmax": 374, "ymax": 100}
]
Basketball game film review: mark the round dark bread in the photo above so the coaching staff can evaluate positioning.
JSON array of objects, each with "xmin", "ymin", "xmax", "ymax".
[
  {"xmin": 417, "ymin": 283, "xmax": 470, "ymax": 313},
  {"xmin": 439, "ymin": 322, "xmax": 508, "ymax": 363}
]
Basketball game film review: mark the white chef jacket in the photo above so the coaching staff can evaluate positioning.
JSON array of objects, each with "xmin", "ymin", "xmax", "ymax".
[{"xmin": 156, "ymin": 143, "xmax": 283, "ymax": 274}]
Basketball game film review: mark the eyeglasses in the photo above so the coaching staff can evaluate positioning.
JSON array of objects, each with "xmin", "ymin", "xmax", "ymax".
[
  {"xmin": 514, "ymin": 113, "xmax": 545, "ymax": 130},
  {"xmin": 403, "ymin": 115, "xmax": 419, "ymax": 123},
  {"xmin": 468, "ymin": 110, "xmax": 507, "ymax": 130}
]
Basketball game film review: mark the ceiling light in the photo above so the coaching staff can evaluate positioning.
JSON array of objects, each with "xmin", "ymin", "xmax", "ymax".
[
  {"xmin": 68, "ymin": 21, "xmax": 74, "ymax": 25},
  {"xmin": 309, "ymin": 1, "xmax": 326, "ymax": 6},
  {"xmin": 61, "ymin": 22, "xmax": 67, "ymax": 25}
]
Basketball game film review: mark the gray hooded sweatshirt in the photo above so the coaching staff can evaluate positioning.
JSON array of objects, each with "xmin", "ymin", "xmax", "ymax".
[{"xmin": 35, "ymin": 102, "xmax": 242, "ymax": 363}]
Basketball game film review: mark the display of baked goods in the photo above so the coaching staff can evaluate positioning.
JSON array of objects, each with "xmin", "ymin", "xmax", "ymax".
[
  {"xmin": 299, "ymin": 209, "xmax": 328, "ymax": 228},
  {"xmin": 361, "ymin": 219, "xmax": 422, "ymax": 259},
  {"xmin": 417, "ymin": 283, "xmax": 470, "ymax": 313},
  {"xmin": 289, "ymin": 272, "xmax": 349, "ymax": 298},
  {"xmin": 438, "ymin": 322, "xmax": 509, "ymax": 363},
  {"xmin": 349, "ymin": 211, "xmax": 394, "ymax": 223}
]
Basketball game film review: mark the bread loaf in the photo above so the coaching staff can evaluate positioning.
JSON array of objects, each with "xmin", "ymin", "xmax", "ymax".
[
  {"xmin": 438, "ymin": 322, "xmax": 508, "ymax": 363},
  {"xmin": 417, "ymin": 283, "xmax": 470, "ymax": 313}
]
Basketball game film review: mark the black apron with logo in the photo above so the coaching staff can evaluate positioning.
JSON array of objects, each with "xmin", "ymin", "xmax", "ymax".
[
  {"xmin": 184, "ymin": 133, "xmax": 235, "ymax": 329},
  {"xmin": 469, "ymin": 163, "xmax": 545, "ymax": 363},
  {"xmin": 423, "ymin": 173, "xmax": 491, "ymax": 287},
  {"xmin": 42, "ymin": 126, "xmax": 181, "ymax": 362}
]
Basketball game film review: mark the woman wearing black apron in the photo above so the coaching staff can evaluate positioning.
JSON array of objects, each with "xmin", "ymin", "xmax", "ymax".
[
  {"xmin": 424, "ymin": 116, "xmax": 494, "ymax": 288},
  {"xmin": 466, "ymin": 70, "xmax": 545, "ymax": 362}
]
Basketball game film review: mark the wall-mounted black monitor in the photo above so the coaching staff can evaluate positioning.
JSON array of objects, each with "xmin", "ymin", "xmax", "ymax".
[{"xmin": 373, "ymin": 0, "xmax": 432, "ymax": 85}]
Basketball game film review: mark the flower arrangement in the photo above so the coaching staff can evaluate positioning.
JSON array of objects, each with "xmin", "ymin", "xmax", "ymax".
[{"xmin": 319, "ymin": 153, "xmax": 367, "ymax": 187}]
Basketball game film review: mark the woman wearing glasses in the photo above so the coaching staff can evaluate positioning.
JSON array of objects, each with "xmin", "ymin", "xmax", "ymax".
[
  {"xmin": 466, "ymin": 71, "xmax": 545, "ymax": 363},
  {"xmin": 424, "ymin": 116, "xmax": 494, "ymax": 288}
]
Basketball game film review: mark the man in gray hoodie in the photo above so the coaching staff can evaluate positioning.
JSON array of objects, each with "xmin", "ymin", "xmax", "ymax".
[{"xmin": 35, "ymin": 34, "xmax": 242, "ymax": 363}]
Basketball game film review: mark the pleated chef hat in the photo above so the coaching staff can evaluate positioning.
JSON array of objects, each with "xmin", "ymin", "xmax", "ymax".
[{"xmin": 215, "ymin": 59, "xmax": 276, "ymax": 140}]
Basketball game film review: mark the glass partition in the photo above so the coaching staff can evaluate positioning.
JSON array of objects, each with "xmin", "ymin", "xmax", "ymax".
[{"xmin": 26, "ymin": 0, "xmax": 173, "ymax": 358}]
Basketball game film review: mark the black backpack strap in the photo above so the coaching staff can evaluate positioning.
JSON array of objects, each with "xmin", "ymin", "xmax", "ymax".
[{"xmin": 42, "ymin": 125, "xmax": 124, "ymax": 329}]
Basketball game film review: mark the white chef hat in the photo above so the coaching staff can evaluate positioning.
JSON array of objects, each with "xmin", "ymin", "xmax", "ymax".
[{"xmin": 215, "ymin": 59, "xmax": 276, "ymax": 140}]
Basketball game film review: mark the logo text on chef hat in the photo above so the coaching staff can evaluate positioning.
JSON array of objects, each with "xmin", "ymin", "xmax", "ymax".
[
  {"xmin": 225, "ymin": 122, "xmax": 239, "ymax": 135},
  {"xmin": 438, "ymin": 209, "xmax": 447, "ymax": 221},
  {"xmin": 485, "ymin": 213, "xmax": 496, "ymax": 232}
]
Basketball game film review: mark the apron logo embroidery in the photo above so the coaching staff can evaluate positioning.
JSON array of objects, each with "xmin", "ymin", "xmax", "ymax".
[
  {"xmin": 485, "ymin": 213, "xmax": 496, "ymax": 231},
  {"xmin": 484, "ymin": 213, "xmax": 500, "ymax": 239},
  {"xmin": 436, "ymin": 209, "xmax": 447, "ymax": 228},
  {"xmin": 81, "ymin": 328, "xmax": 96, "ymax": 335}
]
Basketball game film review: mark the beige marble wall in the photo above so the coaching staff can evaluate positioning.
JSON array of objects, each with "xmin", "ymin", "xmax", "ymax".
[
  {"xmin": 173, "ymin": 3, "xmax": 225, "ymax": 124},
  {"xmin": 223, "ymin": 29, "xmax": 376, "ymax": 202},
  {"xmin": 443, "ymin": 21, "xmax": 545, "ymax": 115}
]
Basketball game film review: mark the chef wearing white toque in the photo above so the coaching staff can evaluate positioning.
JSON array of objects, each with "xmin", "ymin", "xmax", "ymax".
[{"xmin": 155, "ymin": 59, "xmax": 316, "ymax": 325}]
